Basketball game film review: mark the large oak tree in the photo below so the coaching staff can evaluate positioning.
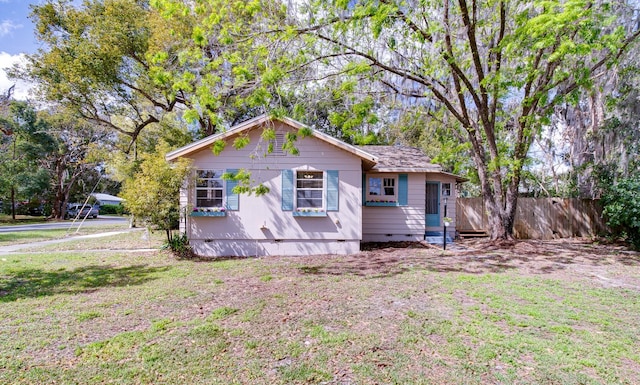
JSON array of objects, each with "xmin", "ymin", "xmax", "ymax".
[{"xmin": 290, "ymin": 0, "xmax": 640, "ymax": 239}]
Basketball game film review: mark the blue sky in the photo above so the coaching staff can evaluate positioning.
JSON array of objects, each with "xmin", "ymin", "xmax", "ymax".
[
  {"xmin": 0, "ymin": 0, "xmax": 39, "ymax": 55},
  {"xmin": 0, "ymin": 0, "xmax": 41, "ymax": 99}
]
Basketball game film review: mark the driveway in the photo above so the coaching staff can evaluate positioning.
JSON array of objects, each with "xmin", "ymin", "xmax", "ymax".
[{"xmin": 0, "ymin": 216, "xmax": 129, "ymax": 233}]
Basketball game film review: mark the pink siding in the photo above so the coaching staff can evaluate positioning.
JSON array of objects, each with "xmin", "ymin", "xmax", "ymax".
[
  {"xmin": 182, "ymin": 121, "xmax": 362, "ymax": 256},
  {"xmin": 362, "ymin": 173, "xmax": 424, "ymax": 242},
  {"xmin": 362, "ymin": 173, "xmax": 458, "ymax": 242}
]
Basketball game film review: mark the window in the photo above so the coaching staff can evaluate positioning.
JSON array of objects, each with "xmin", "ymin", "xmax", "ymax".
[
  {"xmin": 442, "ymin": 182, "xmax": 451, "ymax": 197},
  {"xmin": 364, "ymin": 174, "xmax": 408, "ymax": 207},
  {"xmin": 282, "ymin": 169, "xmax": 337, "ymax": 214},
  {"xmin": 296, "ymin": 171, "xmax": 323, "ymax": 208},
  {"xmin": 196, "ymin": 170, "xmax": 224, "ymax": 207},
  {"xmin": 367, "ymin": 175, "xmax": 397, "ymax": 202}
]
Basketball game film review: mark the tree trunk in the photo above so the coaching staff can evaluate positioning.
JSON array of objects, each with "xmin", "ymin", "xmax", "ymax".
[
  {"xmin": 483, "ymin": 192, "xmax": 517, "ymax": 241},
  {"xmin": 10, "ymin": 186, "xmax": 15, "ymax": 220},
  {"xmin": 467, "ymin": 128, "xmax": 516, "ymax": 240}
]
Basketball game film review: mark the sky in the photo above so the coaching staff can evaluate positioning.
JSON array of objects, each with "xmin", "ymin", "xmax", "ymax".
[{"xmin": 0, "ymin": 0, "xmax": 41, "ymax": 100}]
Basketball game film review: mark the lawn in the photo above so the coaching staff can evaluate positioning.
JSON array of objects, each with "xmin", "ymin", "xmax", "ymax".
[
  {"xmin": 0, "ymin": 236, "xmax": 638, "ymax": 384},
  {"xmin": 0, "ymin": 214, "xmax": 48, "ymax": 225},
  {"xmin": 0, "ymin": 223, "xmax": 135, "ymax": 247}
]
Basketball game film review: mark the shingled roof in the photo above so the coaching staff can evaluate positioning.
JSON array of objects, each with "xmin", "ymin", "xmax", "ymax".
[{"xmin": 357, "ymin": 145, "xmax": 442, "ymax": 172}]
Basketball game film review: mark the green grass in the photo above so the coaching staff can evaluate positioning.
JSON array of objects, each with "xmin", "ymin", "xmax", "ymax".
[
  {"xmin": 19, "ymin": 229, "xmax": 165, "ymax": 251},
  {"xmin": 0, "ymin": 240, "xmax": 639, "ymax": 384},
  {"xmin": 0, "ymin": 229, "xmax": 71, "ymax": 245},
  {"xmin": 0, "ymin": 224, "xmax": 135, "ymax": 247},
  {"xmin": 0, "ymin": 214, "xmax": 48, "ymax": 225}
]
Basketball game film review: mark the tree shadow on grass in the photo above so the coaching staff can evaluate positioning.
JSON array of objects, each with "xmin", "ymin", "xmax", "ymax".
[
  {"xmin": 0, "ymin": 264, "xmax": 171, "ymax": 302},
  {"xmin": 297, "ymin": 240, "xmax": 640, "ymax": 278},
  {"xmin": 298, "ymin": 252, "xmax": 517, "ymax": 278}
]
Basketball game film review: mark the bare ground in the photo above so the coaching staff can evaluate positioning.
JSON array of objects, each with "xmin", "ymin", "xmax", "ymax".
[
  {"xmin": 286, "ymin": 238, "xmax": 640, "ymax": 290},
  {"xmin": 3, "ymin": 237, "xmax": 640, "ymax": 384}
]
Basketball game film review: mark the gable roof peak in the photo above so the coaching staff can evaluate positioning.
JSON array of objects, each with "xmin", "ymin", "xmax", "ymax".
[{"xmin": 166, "ymin": 114, "xmax": 377, "ymax": 167}]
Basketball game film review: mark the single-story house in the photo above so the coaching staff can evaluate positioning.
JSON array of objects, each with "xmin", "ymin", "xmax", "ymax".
[
  {"xmin": 166, "ymin": 115, "xmax": 465, "ymax": 257},
  {"xmin": 91, "ymin": 193, "xmax": 125, "ymax": 206}
]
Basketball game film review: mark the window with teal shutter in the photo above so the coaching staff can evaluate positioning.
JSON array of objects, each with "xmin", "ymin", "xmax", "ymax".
[
  {"xmin": 326, "ymin": 170, "xmax": 339, "ymax": 211},
  {"xmin": 281, "ymin": 169, "xmax": 294, "ymax": 211},
  {"xmin": 398, "ymin": 174, "xmax": 408, "ymax": 206},
  {"xmin": 225, "ymin": 169, "xmax": 239, "ymax": 211}
]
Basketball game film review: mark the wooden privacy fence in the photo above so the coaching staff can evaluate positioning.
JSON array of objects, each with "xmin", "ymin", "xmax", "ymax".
[{"xmin": 456, "ymin": 197, "xmax": 608, "ymax": 239}]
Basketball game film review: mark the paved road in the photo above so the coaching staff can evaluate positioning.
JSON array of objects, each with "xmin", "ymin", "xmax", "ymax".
[{"xmin": 0, "ymin": 216, "xmax": 130, "ymax": 233}]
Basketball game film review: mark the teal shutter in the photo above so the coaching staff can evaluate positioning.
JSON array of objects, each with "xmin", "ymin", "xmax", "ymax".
[
  {"xmin": 362, "ymin": 173, "xmax": 367, "ymax": 205},
  {"xmin": 225, "ymin": 169, "xmax": 239, "ymax": 211},
  {"xmin": 398, "ymin": 174, "xmax": 408, "ymax": 206},
  {"xmin": 282, "ymin": 169, "xmax": 294, "ymax": 211},
  {"xmin": 326, "ymin": 170, "xmax": 339, "ymax": 211}
]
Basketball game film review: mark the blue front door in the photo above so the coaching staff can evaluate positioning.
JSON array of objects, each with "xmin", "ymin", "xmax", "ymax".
[{"xmin": 425, "ymin": 182, "xmax": 440, "ymax": 227}]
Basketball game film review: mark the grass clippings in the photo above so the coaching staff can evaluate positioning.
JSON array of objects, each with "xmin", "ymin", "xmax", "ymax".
[{"xmin": 0, "ymin": 238, "xmax": 638, "ymax": 384}]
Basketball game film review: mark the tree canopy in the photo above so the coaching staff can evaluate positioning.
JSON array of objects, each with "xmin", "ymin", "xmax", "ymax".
[
  {"xmin": 286, "ymin": 0, "xmax": 640, "ymax": 238},
  {"xmin": 12, "ymin": 0, "xmax": 640, "ymax": 241}
]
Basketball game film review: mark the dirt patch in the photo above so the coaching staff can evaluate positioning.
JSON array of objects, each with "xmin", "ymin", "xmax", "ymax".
[
  {"xmin": 4, "ymin": 239, "xmax": 640, "ymax": 384},
  {"xmin": 274, "ymin": 239, "xmax": 639, "ymax": 289}
]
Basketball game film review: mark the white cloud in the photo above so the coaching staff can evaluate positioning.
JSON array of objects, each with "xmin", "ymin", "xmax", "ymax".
[
  {"xmin": 0, "ymin": 52, "xmax": 33, "ymax": 100},
  {"xmin": 0, "ymin": 19, "xmax": 22, "ymax": 37}
]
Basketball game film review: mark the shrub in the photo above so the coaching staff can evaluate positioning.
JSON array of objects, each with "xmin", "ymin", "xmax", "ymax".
[
  {"xmin": 99, "ymin": 204, "xmax": 125, "ymax": 215},
  {"xmin": 164, "ymin": 232, "xmax": 192, "ymax": 258},
  {"xmin": 601, "ymin": 176, "xmax": 640, "ymax": 250},
  {"xmin": 120, "ymin": 143, "xmax": 190, "ymax": 243}
]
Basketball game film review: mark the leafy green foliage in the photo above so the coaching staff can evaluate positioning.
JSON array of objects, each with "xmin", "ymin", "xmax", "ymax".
[
  {"xmin": 120, "ymin": 142, "xmax": 191, "ymax": 243},
  {"xmin": 222, "ymin": 169, "xmax": 270, "ymax": 196},
  {"xmin": 0, "ymin": 102, "xmax": 56, "ymax": 218},
  {"xmin": 300, "ymin": 0, "xmax": 638, "ymax": 238},
  {"xmin": 212, "ymin": 140, "xmax": 226, "ymax": 156},
  {"xmin": 282, "ymin": 132, "xmax": 299, "ymax": 155},
  {"xmin": 149, "ymin": 0, "xmax": 294, "ymax": 136},
  {"xmin": 19, "ymin": 0, "xmax": 176, "ymax": 149},
  {"xmin": 98, "ymin": 204, "xmax": 126, "ymax": 215},
  {"xmin": 601, "ymin": 176, "xmax": 640, "ymax": 249},
  {"xmin": 232, "ymin": 136, "xmax": 250, "ymax": 150},
  {"xmin": 163, "ymin": 232, "xmax": 191, "ymax": 258}
]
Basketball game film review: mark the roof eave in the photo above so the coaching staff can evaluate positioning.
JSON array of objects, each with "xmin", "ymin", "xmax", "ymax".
[
  {"xmin": 166, "ymin": 114, "xmax": 272, "ymax": 161},
  {"xmin": 166, "ymin": 114, "xmax": 379, "ymax": 165},
  {"xmin": 371, "ymin": 167, "xmax": 443, "ymax": 173},
  {"xmin": 368, "ymin": 168, "xmax": 468, "ymax": 182}
]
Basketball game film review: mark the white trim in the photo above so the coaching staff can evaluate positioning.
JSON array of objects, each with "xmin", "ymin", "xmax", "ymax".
[
  {"xmin": 294, "ymin": 169, "xmax": 325, "ymax": 210},
  {"xmin": 370, "ymin": 169, "xmax": 467, "ymax": 182},
  {"xmin": 373, "ymin": 167, "xmax": 442, "ymax": 173},
  {"xmin": 166, "ymin": 115, "xmax": 272, "ymax": 161},
  {"xmin": 365, "ymin": 173, "xmax": 398, "ymax": 202},
  {"xmin": 194, "ymin": 169, "xmax": 225, "ymax": 208}
]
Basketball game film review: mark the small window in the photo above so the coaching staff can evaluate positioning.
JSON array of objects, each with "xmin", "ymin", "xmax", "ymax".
[
  {"xmin": 367, "ymin": 175, "xmax": 397, "ymax": 202},
  {"xmin": 442, "ymin": 183, "xmax": 451, "ymax": 197},
  {"xmin": 196, "ymin": 170, "xmax": 224, "ymax": 207},
  {"xmin": 296, "ymin": 171, "xmax": 323, "ymax": 208}
]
